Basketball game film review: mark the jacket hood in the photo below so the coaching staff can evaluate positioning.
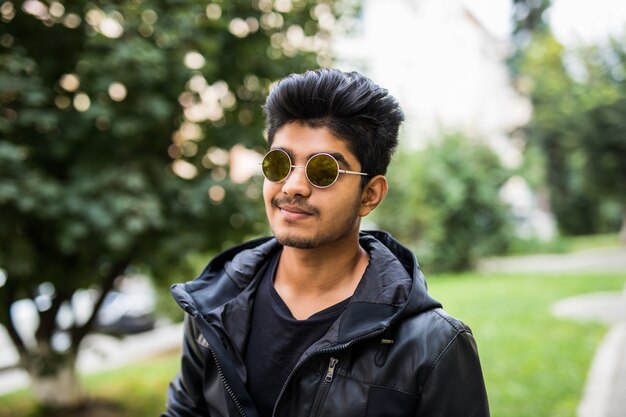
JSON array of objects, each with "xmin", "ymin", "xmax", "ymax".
[
  {"xmin": 336, "ymin": 231, "xmax": 441, "ymax": 343},
  {"xmin": 171, "ymin": 231, "xmax": 441, "ymax": 344}
]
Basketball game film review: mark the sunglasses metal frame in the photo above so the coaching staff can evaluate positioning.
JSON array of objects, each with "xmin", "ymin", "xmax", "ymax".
[{"xmin": 261, "ymin": 148, "xmax": 368, "ymax": 188}]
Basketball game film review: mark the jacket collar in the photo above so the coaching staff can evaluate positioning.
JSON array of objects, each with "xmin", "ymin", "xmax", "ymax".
[
  {"xmin": 336, "ymin": 232, "xmax": 440, "ymax": 342},
  {"xmin": 172, "ymin": 231, "xmax": 440, "ymax": 342}
]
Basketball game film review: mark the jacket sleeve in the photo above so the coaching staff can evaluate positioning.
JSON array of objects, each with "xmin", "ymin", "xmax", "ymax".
[
  {"xmin": 161, "ymin": 314, "xmax": 212, "ymax": 417},
  {"xmin": 416, "ymin": 330, "xmax": 490, "ymax": 417}
]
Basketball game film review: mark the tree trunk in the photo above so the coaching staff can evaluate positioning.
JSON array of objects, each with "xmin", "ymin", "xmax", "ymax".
[{"xmin": 24, "ymin": 349, "xmax": 85, "ymax": 408}]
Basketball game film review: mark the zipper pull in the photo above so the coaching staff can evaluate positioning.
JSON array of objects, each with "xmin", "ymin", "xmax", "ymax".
[{"xmin": 324, "ymin": 357, "xmax": 339, "ymax": 383}]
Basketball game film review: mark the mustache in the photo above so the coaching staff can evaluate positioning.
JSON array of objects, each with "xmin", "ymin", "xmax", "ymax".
[{"xmin": 272, "ymin": 196, "xmax": 320, "ymax": 216}]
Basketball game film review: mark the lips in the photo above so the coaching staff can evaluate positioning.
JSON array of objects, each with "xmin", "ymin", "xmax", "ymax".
[
  {"xmin": 279, "ymin": 204, "xmax": 313, "ymax": 215},
  {"xmin": 272, "ymin": 197, "xmax": 320, "ymax": 217}
]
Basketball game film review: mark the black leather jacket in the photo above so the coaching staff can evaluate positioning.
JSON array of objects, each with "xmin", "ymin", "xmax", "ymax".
[{"xmin": 163, "ymin": 231, "xmax": 489, "ymax": 417}]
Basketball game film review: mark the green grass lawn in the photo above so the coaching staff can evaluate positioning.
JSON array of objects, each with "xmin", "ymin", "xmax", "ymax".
[
  {"xmin": 0, "ymin": 352, "xmax": 181, "ymax": 417},
  {"xmin": 428, "ymin": 271, "xmax": 626, "ymax": 417},
  {"xmin": 508, "ymin": 232, "xmax": 622, "ymax": 256},
  {"xmin": 1, "ymin": 271, "xmax": 624, "ymax": 417},
  {"xmin": 565, "ymin": 233, "xmax": 623, "ymax": 252}
]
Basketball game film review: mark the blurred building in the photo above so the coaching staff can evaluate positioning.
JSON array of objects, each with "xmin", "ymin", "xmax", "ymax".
[{"xmin": 335, "ymin": 0, "xmax": 556, "ymax": 240}]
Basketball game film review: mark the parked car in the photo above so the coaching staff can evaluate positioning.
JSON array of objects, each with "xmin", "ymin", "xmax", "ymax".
[
  {"xmin": 94, "ymin": 287, "xmax": 156, "ymax": 335},
  {"xmin": 10, "ymin": 275, "xmax": 157, "ymax": 347}
]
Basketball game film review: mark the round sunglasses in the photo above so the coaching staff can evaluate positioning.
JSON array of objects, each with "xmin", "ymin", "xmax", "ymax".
[{"xmin": 261, "ymin": 149, "xmax": 368, "ymax": 188}]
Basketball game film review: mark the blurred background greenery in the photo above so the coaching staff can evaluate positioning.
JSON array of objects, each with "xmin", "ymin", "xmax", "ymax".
[{"xmin": 0, "ymin": 0, "xmax": 625, "ymax": 416}]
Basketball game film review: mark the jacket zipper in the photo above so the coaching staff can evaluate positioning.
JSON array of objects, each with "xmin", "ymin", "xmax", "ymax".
[
  {"xmin": 271, "ymin": 328, "xmax": 386, "ymax": 417},
  {"xmin": 308, "ymin": 357, "xmax": 339, "ymax": 417},
  {"xmin": 185, "ymin": 306, "xmax": 247, "ymax": 417},
  {"xmin": 325, "ymin": 357, "xmax": 339, "ymax": 382},
  {"xmin": 205, "ymin": 344, "xmax": 247, "ymax": 417}
]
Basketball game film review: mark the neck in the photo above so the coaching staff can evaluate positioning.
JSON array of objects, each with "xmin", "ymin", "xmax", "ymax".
[{"xmin": 274, "ymin": 231, "xmax": 369, "ymax": 319}]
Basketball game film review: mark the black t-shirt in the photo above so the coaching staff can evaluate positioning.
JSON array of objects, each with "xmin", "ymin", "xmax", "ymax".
[{"xmin": 244, "ymin": 250, "xmax": 350, "ymax": 417}]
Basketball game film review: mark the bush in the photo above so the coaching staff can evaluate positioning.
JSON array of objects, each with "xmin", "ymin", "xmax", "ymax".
[{"xmin": 374, "ymin": 134, "xmax": 513, "ymax": 272}]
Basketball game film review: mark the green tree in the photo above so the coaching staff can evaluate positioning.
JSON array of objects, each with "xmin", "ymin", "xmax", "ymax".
[
  {"xmin": 577, "ymin": 38, "xmax": 626, "ymax": 240},
  {"xmin": 509, "ymin": 1, "xmax": 599, "ymax": 236},
  {"xmin": 508, "ymin": 0, "xmax": 552, "ymax": 76},
  {"xmin": 515, "ymin": 31, "xmax": 625, "ymax": 236},
  {"xmin": 374, "ymin": 134, "xmax": 512, "ymax": 272},
  {"xmin": 0, "ymin": 0, "xmax": 345, "ymax": 408},
  {"xmin": 516, "ymin": 33, "xmax": 600, "ymax": 234},
  {"xmin": 511, "ymin": 0, "xmax": 551, "ymax": 43}
]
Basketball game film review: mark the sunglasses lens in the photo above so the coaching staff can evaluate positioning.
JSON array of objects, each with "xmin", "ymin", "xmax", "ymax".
[
  {"xmin": 307, "ymin": 154, "xmax": 339, "ymax": 187},
  {"xmin": 262, "ymin": 150, "xmax": 291, "ymax": 182}
]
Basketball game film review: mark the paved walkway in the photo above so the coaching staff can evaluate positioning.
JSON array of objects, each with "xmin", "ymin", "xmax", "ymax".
[
  {"xmin": 477, "ymin": 246, "xmax": 626, "ymax": 274},
  {"xmin": 553, "ymin": 288, "xmax": 626, "ymax": 417}
]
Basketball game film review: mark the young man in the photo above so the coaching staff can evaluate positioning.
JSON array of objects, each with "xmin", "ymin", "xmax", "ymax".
[{"xmin": 163, "ymin": 69, "xmax": 489, "ymax": 417}]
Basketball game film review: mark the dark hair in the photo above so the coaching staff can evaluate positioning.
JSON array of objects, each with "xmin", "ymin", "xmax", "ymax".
[{"xmin": 263, "ymin": 69, "xmax": 405, "ymax": 185}]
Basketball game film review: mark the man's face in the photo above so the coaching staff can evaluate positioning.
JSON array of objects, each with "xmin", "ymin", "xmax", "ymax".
[{"xmin": 263, "ymin": 123, "xmax": 366, "ymax": 249}]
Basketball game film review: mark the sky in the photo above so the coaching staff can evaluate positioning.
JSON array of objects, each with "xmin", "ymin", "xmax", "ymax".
[
  {"xmin": 463, "ymin": 0, "xmax": 626, "ymax": 45},
  {"xmin": 550, "ymin": 0, "xmax": 626, "ymax": 44}
]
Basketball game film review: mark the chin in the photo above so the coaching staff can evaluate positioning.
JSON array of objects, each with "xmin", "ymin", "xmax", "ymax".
[
  {"xmin": 272, "ymin": 227, "xmax": 320, "ymax": 249},
  {"xmin": 280, "ymin": 239, "xmax": 319, "ymax": 249},
  {"xmin": 274, "ymin": 233, "xmax": 318, "ymax": 249}
]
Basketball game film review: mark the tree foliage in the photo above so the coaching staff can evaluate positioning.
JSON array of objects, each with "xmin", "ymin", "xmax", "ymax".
[
  {"xmin": 577, "ymin": 39, "xmax": 626, "ymax": 206},
  {"xmin": 373, "ymin": 135, "xmax": 513, "ymax": 272},
  {"xmin": 515, "ymin": 31, "xmax": 625, "ymax": 235},
  {"xmin": 511, "ymin": 0, "xmax": 551, "ymax": 43},
  {"xmin": 0, "ymin": 0, "xmax": 344, "ymax": 407},
  {"xmin": 508, "ymin": 0, "xmax": 552, "ymax": 76}
]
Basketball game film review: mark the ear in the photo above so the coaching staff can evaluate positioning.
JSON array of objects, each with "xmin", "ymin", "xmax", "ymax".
[{"xmin": 358, "ymin": 175, "xmax": 388, "ymax": 217}]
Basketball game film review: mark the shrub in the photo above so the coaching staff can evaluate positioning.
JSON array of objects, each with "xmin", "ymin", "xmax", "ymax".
[{"xmin": 374, "ymin": 134, "xmax": 513, "ymax": 272}]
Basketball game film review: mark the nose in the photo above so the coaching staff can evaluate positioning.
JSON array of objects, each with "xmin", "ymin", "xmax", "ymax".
[{"xmin": 281, "ymin": 165, "xmax": 311, "ymax": 197}]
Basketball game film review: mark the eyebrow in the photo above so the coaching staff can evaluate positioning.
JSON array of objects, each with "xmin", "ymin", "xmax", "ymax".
[
  {"xmin": 324, "ymin": 152, "xmax": 352, "ymax": 169},
  {"xmin": 270, "ymin": 146, "xmax": 354, "ymax": 170}
]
